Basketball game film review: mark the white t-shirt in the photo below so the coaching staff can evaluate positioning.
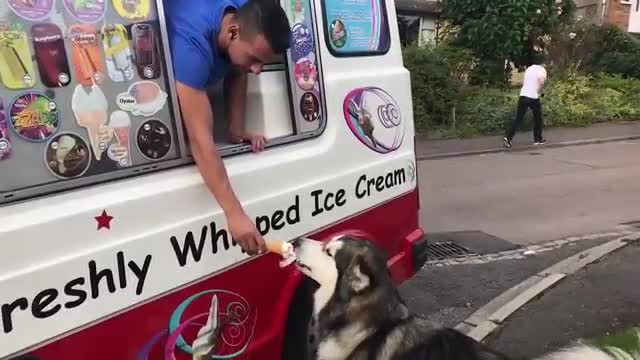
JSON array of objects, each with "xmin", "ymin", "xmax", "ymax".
[{"xmin": 520, "ymin": 65, "xmax": 547, "ymax": 99}]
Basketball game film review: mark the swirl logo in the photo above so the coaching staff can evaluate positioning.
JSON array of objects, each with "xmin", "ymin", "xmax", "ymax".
[
  {"xmin": 344, "ymin": 87, "xmax": 404, "ymax": 154},
  {"xmin": 138, "ymin": 290, "xmax": 257, "ymax": 360}
]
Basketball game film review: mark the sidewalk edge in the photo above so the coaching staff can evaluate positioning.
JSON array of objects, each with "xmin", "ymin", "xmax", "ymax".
[
  {"xmin": 456, "ymin": 232, "xmax": 640, "ymax": 342},
  {"xmin": 418, "ymin": 135, "xmax": 640, "ymax": 161}
]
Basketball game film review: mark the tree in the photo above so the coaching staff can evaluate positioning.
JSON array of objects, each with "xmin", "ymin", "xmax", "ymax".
[{"xmin": 441, "ymin": 0, "xmax": 575, "ymax": 85}]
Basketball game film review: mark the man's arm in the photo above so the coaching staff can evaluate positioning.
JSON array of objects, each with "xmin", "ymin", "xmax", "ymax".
[
  {"xmin": 224, "ymin": 70, "xmax": 265, "ymax": 152},
  {"xmin": 175, "ymin": 81, "xmax": 265, "ymax": 254}
]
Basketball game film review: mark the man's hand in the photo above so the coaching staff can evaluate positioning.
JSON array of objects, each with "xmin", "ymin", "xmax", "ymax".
[
  {"xmin": 227, "ymin": 211, "xmax": 266, "ymax": 255},
  {"xmin": 224, "ymin": 71, "xmax": 269, "ymax": 152},
  {"xmin": 230, "ymin": 131, "xmax": 267, "ymax": 152}
]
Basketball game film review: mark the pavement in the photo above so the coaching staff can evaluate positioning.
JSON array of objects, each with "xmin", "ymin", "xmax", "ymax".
[
  {"xmin": 417, "ymin": 122, "xmax": 640, "ymax": 159},
  {"xmin": 417, "ymin": 139, "xmax": 640, "ymax": 245}
]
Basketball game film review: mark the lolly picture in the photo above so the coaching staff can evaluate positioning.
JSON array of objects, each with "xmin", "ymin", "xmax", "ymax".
[
  {"xmin": 31, "ymin": 24, "xmax": 72, "ymax": 88},
  {"xmin": 10, "ymin": 92, "xmax": 59, "ymax": 142},
  {"xmin": 69, "ymin": 24, "xmax": 105, "ymax": 86},
  {"xmin": 102, "ymin": 24, "xmax": 135, "ymax": 82},
  {"xmin": 0, "ymin": 30, "xmax": 36, "ymax": 89},
  {"xmin": 131, "ymin": 23, "xmax": 161, "ymax": 79},
  {"xmin": 45, "ymin": 132, "xmax": 91, "ymax": 179}
]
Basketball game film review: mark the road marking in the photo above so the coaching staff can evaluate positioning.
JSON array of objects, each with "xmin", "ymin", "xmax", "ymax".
[{"xmin": 457, "ymin": 232, "xmax": 640, "ymax": 342}]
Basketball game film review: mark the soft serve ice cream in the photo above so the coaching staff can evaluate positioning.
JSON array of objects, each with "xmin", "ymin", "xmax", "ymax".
[{"xmin": 72, "ymin": 84, "xmax": 111, "ymax": 160}]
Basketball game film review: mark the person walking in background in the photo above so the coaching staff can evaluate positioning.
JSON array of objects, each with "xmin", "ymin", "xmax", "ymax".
[{"xmin": 503, "ymin": 58, "xmax": 548, "ymax": 148}]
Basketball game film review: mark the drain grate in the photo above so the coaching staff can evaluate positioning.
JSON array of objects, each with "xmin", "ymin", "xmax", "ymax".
[{"xmin": 424, "ymin": 242, "xmax": 476, "ymax": 261}]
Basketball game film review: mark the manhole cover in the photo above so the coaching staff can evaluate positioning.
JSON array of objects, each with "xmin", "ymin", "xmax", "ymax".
[{"xmin": 424, "ymin": 242, "xmax": 476, "ymax": 261}]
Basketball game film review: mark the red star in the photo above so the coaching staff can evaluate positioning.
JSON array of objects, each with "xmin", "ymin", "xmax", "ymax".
[{"xmin": 95, "ymin": 210, "xmax": 114, "ymax": 230}]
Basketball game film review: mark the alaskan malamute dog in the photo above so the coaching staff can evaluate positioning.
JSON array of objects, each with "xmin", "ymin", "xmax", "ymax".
[{"xmin": 291, "ymin": 236, "xmax": 637, "ymax": 360}]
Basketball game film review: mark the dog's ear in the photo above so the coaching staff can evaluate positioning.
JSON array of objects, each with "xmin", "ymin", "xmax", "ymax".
[{"xmin": 346, "ymin": 253, "xmax": 373, "ymax": 293}]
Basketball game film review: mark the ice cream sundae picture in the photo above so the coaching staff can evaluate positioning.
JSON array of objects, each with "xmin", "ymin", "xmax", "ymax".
[
  {"xmin": 45, "ymin": 132, "xmax": 91, "ymax": 179},
  {"xmin": 294, "ymin": 58, "xmax": 317, "ymax": 91},
  {"xmin": 136, "ymin": 119, "xmax": 171, "ymax": 160},
  {"xmin": 300, "ymin": 92, "xmax": 319, "ymax": 122}
]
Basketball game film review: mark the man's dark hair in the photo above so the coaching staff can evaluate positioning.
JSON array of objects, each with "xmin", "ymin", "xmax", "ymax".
[
  {"xmin": 235, "ymin": 0, "xmax": 291, "ymax": 54},
  {"xmin": 529, "ymin": 53, "xmax": 545, "ymax": 66}
]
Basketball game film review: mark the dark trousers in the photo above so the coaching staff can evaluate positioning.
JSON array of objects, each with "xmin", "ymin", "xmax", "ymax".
[{"xmin": 506, "ymin": 96, "xmax": 543, "ymax": 142}]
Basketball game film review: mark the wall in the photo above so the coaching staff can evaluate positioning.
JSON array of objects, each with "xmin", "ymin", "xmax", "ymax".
[
  {"xmin": 606, "ymin": 0, "xmax": 632, "ymax": 30},
  {"xmin": 629, "ymin": 0, "xmax": 640, "ymax": 33}
]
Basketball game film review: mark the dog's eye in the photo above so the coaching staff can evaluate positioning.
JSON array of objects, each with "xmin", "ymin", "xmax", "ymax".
[{"xmin": 325, "ymin": 248, "xmax": 333, "ymax": 257}]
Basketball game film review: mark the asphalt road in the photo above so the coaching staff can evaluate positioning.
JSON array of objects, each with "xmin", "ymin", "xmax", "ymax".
[{"xmin": 418, "ymin": 141, "xmax": 640, "ymax": 245}]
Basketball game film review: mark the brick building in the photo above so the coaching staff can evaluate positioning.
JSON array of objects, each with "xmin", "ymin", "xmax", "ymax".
[{"xmin": 577, "ymin": 0, "xmax": 640, "ymax": 33}]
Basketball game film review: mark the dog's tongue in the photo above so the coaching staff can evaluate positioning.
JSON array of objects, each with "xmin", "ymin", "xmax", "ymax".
[
  {"xmin": 279, "ymin": 244, "xmax": 296, "ymax": 268},
  {"xmin": 266, "ymin": 240, "xmax": 296, "ymax": 268}
]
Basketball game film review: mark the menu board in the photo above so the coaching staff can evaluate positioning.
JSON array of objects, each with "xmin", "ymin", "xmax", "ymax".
[
  {"xmin": 283, "ymin": 0, "xmax": 323, "ymax": 134},
  {"xmin": 0, "ymin": 0, "xmax": 182, "ymax": 200},
  {"xmin": 323, "ymin": 0, "xmax": 390, "ymax": 55}
]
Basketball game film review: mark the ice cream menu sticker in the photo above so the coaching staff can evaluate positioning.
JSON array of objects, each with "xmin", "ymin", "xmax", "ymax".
[
  {"xmin": 324, "ymin": 0, "xmax": 390, "ymax": 54},
  {"xmin": 0, "ymin": 99, "xmax": 11, "ymax": 160},
  {"xmin": 10, "ymin": 92, "xmax": 59, "ymax": 142},
  {"xmin": 7, "ymin": 0, "xmax": 55, "ymax": 21},
  {"xmin": 0, "ymin": 30, "xmax": 36, "ymax": 89},
  {"xmin": 63, "ymin": 0, "xmax": 107, "ymax": 23}
]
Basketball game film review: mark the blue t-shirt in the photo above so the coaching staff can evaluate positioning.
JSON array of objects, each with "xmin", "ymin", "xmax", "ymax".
[{"xmin": 163, "ymin": 0, "xmax": 247, "ymax": 90}]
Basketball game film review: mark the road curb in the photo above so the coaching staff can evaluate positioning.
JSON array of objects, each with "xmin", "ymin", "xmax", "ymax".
[
  {"xmin": 457, "ymin": 232, "xmax": 640, "ymax": 342},
  {"xmin": 417, "ymin": 135, "xmax": 640, "ymax": 161}
]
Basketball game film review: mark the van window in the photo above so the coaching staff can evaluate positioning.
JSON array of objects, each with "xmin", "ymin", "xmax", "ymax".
[
  {"xmin": 321, "ymin": 0, "xmax": 392, "ymax": 56},
  {"xmin": 0, "ymin": 0, "xmax": 324, "ymax": 205}
]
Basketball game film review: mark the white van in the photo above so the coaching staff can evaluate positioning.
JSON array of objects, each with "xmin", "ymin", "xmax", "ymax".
[{"xmin": 0, "ymin": 0, "xmax": 425, "ymax": 358}]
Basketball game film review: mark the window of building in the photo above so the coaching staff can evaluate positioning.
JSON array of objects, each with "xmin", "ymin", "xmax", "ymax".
[{"xmin": 397, "ymin": 14, "xmax": 421, "ymax": 47}]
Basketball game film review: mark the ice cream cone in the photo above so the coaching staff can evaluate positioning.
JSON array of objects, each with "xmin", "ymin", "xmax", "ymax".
[
  {"xmin": 72, "ymin": 84, "xmax": 109, "ymax": 160},
  {"xmin": 266, "ymin": 239, "xmax": 290, "ymax": 256}
]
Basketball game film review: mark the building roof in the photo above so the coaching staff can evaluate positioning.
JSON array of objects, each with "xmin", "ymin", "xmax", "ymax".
[{"xmin": 395, "ymin": 0, "xmax": 441, "ymax": 14}]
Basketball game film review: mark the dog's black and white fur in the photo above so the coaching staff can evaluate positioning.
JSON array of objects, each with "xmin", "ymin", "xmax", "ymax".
[{"xmin": 291, "ymin": 236, "xmax": 633, "ymax": 360}]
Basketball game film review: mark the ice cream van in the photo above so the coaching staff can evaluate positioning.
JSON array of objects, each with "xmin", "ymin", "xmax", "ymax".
[{"xmin": 0, "ymin": 0, "xmax": 425, "ymax": 358}]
